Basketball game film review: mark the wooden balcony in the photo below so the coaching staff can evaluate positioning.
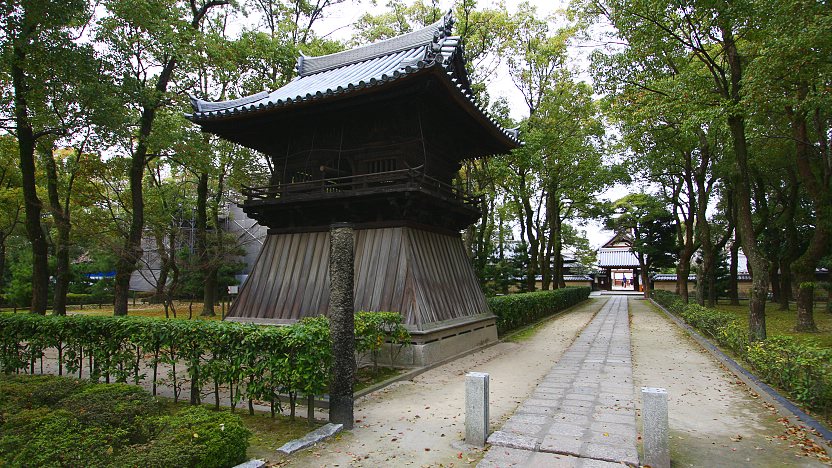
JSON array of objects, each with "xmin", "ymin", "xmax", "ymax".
[{"xmin": 240, "ymin": 167, "xmax": 483, "ymax": 233}]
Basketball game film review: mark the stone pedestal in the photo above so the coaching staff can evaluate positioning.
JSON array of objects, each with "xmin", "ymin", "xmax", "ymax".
[
  {"xmin": 466, "ymin": 372, "xmax": 490, "ymax": 446},
  {"xmin": 642, "ymin": 386, "xmax": 669, "ymax": 468}
]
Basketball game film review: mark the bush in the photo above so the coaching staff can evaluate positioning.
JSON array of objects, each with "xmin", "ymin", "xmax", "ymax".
[
  {"xmin": 0, "ymin": 374, "xmax": 89, "ymax": 417},
  {"xmin": 0, "ymin": 375, "xmax": 250, "ymax": 468},
  {"xmin": 0, "ymin": 311, "xmax": 410, "ymax": 413},
  {"xmin": 57, "ymin": 383, "xmax": 162, "ymax": 436},
  {"xmin": 115, "ymin": 406, "xmax": 250, "ymax": 468},
  {"xmin": 651, "ymin": 290, "xmax": 832, "ymax": 416},
  {"xmin": 0, "ymin": 408, "xmax": 118, "ymax": 468},
  {"xmin": 487, "ymin": 287, "xmax": 591, "ymax": 334}
]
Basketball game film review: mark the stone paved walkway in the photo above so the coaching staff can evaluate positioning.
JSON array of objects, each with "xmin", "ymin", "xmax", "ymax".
[{"xmin": 480, "ymin": 296, "xmax": 639, "ymax": 467}]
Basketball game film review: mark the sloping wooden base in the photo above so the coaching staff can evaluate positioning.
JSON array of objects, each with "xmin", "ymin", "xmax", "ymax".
[{"xmin": 226, "ymin": 226, "xmax": 492, "ymax": 333}]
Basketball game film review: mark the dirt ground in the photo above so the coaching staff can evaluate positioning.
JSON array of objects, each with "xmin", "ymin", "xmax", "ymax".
[
  {"xmin": 276, "ymin": 298, "xmax": 607, "ymax": 467},
  {"xmin": 629, "ymin": 298, "xmax": 830, "ymax": 467}
]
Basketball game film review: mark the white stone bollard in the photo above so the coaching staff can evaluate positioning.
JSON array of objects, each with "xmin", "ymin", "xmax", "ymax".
[
  {"xmin": 642, "ymin": 387, "xmax": 669, "ymax": 468},
  {"xmin": 465, "ymin": 372, "xmax": 490, "ymax": 446}
]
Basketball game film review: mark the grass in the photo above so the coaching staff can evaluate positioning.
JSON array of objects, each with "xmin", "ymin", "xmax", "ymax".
[
  {"xmin": 713, "ymin": 299, "xmax": 832, "ymax": 349},
  {"xmin": 354, "ymin": 366, "xmax": 406, "ymax": 392},
  {"xmin": 148, "ymin": 398, "xmax": 320, "ymax": 464},
  {"xmin": 0, "ymin": 301, "xmax": 227, "ymax": 320}
]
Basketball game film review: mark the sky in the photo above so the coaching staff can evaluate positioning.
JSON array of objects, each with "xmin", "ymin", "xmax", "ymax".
[{"xmin": 311, "ymin": 0, "xmax": 630, "ymax": 248}]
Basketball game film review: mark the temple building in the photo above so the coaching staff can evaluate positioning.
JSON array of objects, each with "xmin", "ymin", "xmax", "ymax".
[
  {"xmin": 187, "ymin": 13, "xmax": 520, "ymax": 365},
  {"xmin": 597, "ymin": 232, "xmax": 641, "ymax": 291}
]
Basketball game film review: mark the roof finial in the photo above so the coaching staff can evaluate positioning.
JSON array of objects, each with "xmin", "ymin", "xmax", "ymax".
[
  {"xmin": 295, "ymin": 51, "xmax": 307, "ymax": 76},
  {"xmin": 443, "ymin": 9, "xmax": 454, "ymax": 36}
]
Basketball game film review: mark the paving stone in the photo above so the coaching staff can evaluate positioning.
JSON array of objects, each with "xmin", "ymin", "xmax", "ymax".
[
  {"xmin": 539, "ymin": 434, "xmax": 583, "ymax": 456},
  {"xmin": 560, "ymin": 405, "xmax": 593, "ymax": 416},
  {"xmin": 478, "ymin": 446, "xmax": 532, "ymax": 467},
  {"xmin": 509, "ymin": 414, "xmax": 550, "ymax": 425},
  {"xmin": 547, "ymin": 422, "xmax": 585, "ymax": 437},
  {"xmin": 552, "ymin": 413, "xmax": 589, "ymax": 425},
  {"xmin": 517, "ymin": 404, "xmax": 556, "ymax": 415},
  {"xmin": 487, "ymin": 431, "xmax": 538, "ymax": 451},
  {"xmin": 484, "ymin": 297, "xmax": 639, "ymax": 468},
  {"xmin": 593, "ymin": 412, "xmax": 636, "ymax": 425},
  {"xmin": 587, "ymin": 430, "xmax": 634, "ymax": 446},
  {"xmin": 583, "ymin": 442, "xmax": 639, "ymax": 466},
  {"xmin": 502, "ymin": 420, "xmax": 543, "ymax": 436},
  {"xmin": 564, "ymin": 393, "xmax": 596, "ymax": 402}
]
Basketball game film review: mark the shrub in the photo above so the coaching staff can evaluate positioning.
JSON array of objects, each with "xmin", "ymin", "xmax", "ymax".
[
  {"xmin": 0, "ymin": 374, "xmax": 89, "ymax": 416},
  {"xmin": 115, "ymin": 406, "xmax": 250, "ymax": 468},
  {"xmin": 0, "ymin": 311, "xmax": 411, "ymax": 416},
  {"xmin": 651, "ymin": 291, "xmax": 832, "ymax": 416},
  {"xmin": 487, "ymin": 287, "xmax": 591, "ymax": 334},
  {"xmin": 57, "ymin": 383, "xmax": 162, "ymax": 437},
  {"xmin": 0, "ymin": 376, "xmax": 250, "ymax": 468},
  {"xmin": 0, "ymin": 408, "xmax": 118, "ymax": 468}
]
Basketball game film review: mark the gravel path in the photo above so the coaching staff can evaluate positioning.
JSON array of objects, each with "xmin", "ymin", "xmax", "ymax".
[{"xmin": 629, "ymin": 297, "xmax": 829, "ymax": 467}]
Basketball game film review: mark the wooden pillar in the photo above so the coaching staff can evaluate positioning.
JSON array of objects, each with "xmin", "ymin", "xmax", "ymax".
[
  {"xmin": 633, "ymin": 268, "xmax": 640, "ymax": 291},
  {"xmin": 329, "ymin": 223, "xmax": 355, "ymax": 429}
]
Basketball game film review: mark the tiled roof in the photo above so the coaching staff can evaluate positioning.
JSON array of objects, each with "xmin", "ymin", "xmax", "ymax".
[
  {"xmin": 563, "ymin": 275, "xmax": 593, "ymax": 281},
  {"xmin": 187, "ymin": 13, "xmax": 520, "ymax": 145},
  {"xmin": 598, "ymin": 248, "xmax": 640, "ymax": 267},
  {"xmin": 652, "ymin": 274, "xmax": 697, "ymax": 281}
]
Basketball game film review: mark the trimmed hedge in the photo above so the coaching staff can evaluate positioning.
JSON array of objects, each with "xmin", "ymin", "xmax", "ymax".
[
  {"xmin": 0, "ymin": 375, "xmax": 249, "ymax": 468},
  {"xmin": 487, "ymin": 287, "xmax": 591, "ymax": 334},
  {"xmin": 0, "ymin": 312, "xmax": 409, "ymax": 414},
  {"xmin": 652, "ymin": 290, "xmax": 832, "ymax": 417}
]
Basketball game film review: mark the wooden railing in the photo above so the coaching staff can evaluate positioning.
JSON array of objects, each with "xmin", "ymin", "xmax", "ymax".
[{"xmin": 242, "ymin": 166, "xmax": 482, "ymax": 208}]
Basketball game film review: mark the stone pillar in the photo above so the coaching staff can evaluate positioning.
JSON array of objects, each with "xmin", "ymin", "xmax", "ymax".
[
  {"xmin": 329, "ymin": 223, "xmax": 355, "ymax": 429},
  {"xmin": 465, "ymin": 372, "xmax": 490, "ymax": 446},
  {"xmin": 642, "ymin": 387, "xmax": 669, "ymax": 468}
]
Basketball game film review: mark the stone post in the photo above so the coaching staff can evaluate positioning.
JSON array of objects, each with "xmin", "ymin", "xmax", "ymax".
[
  {"xmin": 329, "ymin": 223, "xmax": 355, "ymax": 429},
  {"xmin": 465, "ymin": 372, "xmax": 490, "ymax": 446},
  {"xmin": 641, "ymin": 387, "xmax": 669, "ymax": 468}
]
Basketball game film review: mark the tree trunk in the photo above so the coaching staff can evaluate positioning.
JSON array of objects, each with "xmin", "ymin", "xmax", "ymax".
[
  {"xmin": 11, "ymin": 27, "xmax": 49, "ymax": 315},
  {"xmin": 196, "ymin": 172, "xmax": 215, "ymax": 317},
  {"xmin": 522, "ymin": 194, "xmax": 538, "ymax": 292},
  {"xmin": 728, "ymin": 232, "xmax": 740, "ymax": 305},
  {"xmin": 42, "ymin": 144, "xmax": 72, "ymax": 316},
  {"xmin": 727, "ymin": 114, "xmax": 768, "ymax": 341},
  {"xmin": 153, "ymin": 234, "xmax": 169, "ymax": 302},
  {"xmin": 769, "ymin": 261, "xmax": 781, "ymax": 305},
  {"xmin": 787, "ymin": 96, "xmax": 830, "ymax": 332},
  {"xmin": 113, "ymin": 147, "xmax": 147, "ymax": 316},
  {"xmin": 0, "ymin": 241, "xmax": 5, "ymax": 296}
]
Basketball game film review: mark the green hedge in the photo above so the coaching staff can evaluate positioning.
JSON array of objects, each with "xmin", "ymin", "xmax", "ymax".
[
  {"xmin": 487, "ymin": 287, "xmax": 591, "ymax": 334},
  {"xmin": 0, "ymin": 375, "xmax": 249, "ymax": 468},
  {"xmin": 0, "ymin": 312, "xmax": 409, "ymax": 414},
  {"xmin": 652, "ymin": 290, "xmax": 832, "ymax": 416}
]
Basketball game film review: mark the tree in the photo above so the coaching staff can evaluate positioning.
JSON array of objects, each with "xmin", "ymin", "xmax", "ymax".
[
  {"xmin": 578, "ymin": 0, "xmax": 776, "ymax": 339},
  {"xmin": 1, "ymin": 0, "xmax": 95, "ymax": 313},
  {"xmin": 606, "ymin": 193, "xmax": 676, "ymax": 299},
  {"xmin": 96, "ymin": 0, "xmax": 230, "ymax": 315}
]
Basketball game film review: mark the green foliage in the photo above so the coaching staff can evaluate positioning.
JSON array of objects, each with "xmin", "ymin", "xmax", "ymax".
[
  {"xmin": 0, "ymin": 311, "xmax": 410, "ymax": 407},
  {"xmin": 58, "ymin": 383, "xmax": 162, "ymax": 434},
  {"xmin": 487, "ymin": 287, "xmax": 591, "ymax": 334},
  {"xmin": 652, "ymin": 290, "xmax": 832, "ymax": 415},
  {"xmin": 0, "ymin": 408, "xmax": 118, "ymax": 468},
  {"xmin": 114, "ymin": 406, "xmax": 250, "ymax": 468},
  {"xmin": 0, "ymin": 375, "xmax": 250, "ymax": 468}
]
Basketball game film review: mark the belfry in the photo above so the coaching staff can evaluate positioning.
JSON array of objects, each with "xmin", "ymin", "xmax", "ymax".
[{"xmin": 188, "ymin": 13, "xmax": 520, "ymax": 364}]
